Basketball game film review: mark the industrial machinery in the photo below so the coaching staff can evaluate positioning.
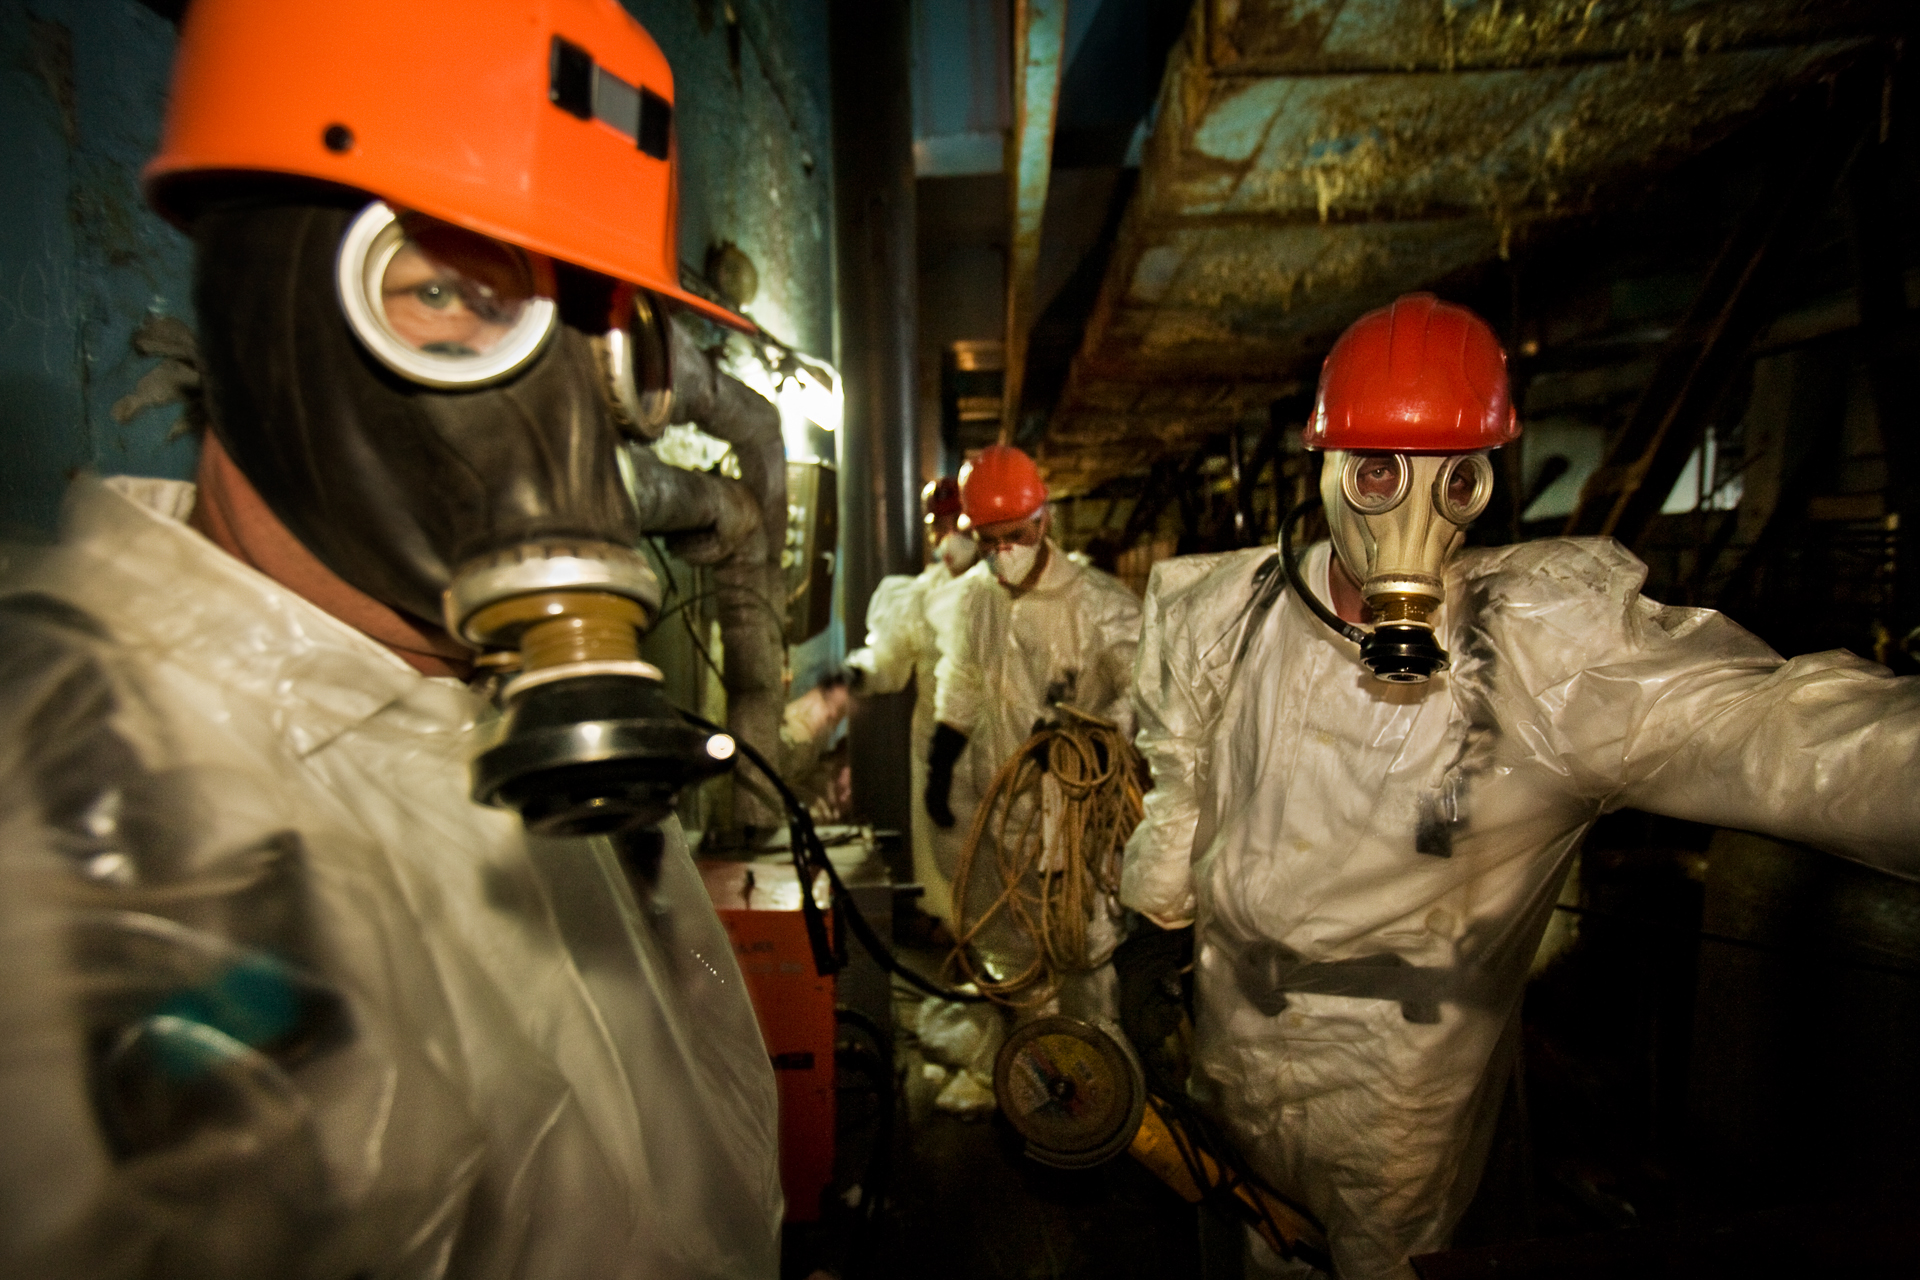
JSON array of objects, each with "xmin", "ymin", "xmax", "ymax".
[
  {"xmin": 700, "ymin": 856, "xmax": 838, "ymax": 1222},
  {"xmin": 993, "ymin": 1015, "xmax": 1329, "ymax": 1266},
  {"xmin": 784, "ymin": 460, "xmax": 836, "ymax": 645}
]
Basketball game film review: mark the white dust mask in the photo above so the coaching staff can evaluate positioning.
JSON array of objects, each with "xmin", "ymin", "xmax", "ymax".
[
  {"xmin": 986, "ymin": 539, "xmax": 1040, "ymax": 587},
  {"xmin": 937, "ymin": 532, "xmax": 978, "ymax": 575}
]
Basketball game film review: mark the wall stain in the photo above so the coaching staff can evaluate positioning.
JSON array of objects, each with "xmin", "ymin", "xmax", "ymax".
[{"xmin": 26, "ymin": 17, "xmax": 76, "ymax": 145}]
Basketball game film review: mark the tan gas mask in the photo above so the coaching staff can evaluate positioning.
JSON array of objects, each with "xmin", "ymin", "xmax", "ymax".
[{"xmin": 1319, "ymin": 449, "xmax": 1494, "ymax": 683}]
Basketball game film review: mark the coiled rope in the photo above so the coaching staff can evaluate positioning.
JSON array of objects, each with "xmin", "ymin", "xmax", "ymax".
[{"xmin": 947, "ymin": 706, "xmax": 1145, "ymax": 1005}]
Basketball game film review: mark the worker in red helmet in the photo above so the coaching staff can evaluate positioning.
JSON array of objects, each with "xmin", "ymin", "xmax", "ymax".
[
  {"xmin": 0, "ymin": 3, "xmax": 780, "ymax": 1276},
  {"xmin": 845, "ymin": 476, "xmax": 978, "ymax": 922},
  {"xmin": 1122, "ymin": 294, "xmax": 1920, "ymax": 1279},
  {"xmin": 926, "ymin": 444, "xmax": 1142, "ymax": 1018}
]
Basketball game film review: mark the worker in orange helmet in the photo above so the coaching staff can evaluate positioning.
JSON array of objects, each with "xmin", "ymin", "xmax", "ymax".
[
  {"xmin": 927, "ymin": 444, "xmax": 1142, "ymax": 1018},
  {"xmin": 1123, "ymin": 293, "xmax": 1920, "ymax": 1279},
  {"xmin": 0, "ymin": 2, "xmax": 781, "ymax": 1276},
  {"xmin": 846, "ymin": 477, "xmax": 978, "ymax": 924}
]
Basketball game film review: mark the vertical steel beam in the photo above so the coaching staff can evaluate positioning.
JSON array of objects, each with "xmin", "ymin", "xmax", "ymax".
[
  {"xmin": 831, "ymin": 0, "xmax": 920, "ymax": 853},
  {"xmin": 999, "ymin": 0, "xmax": 1068, "ymax": 444},
  {"xmin": 1561, "ymin": 83, "xmax": 1872, "ymax": 547},
  {"xmin": 1847, "ymin": 104, "xmax": 1920, "ymax": 653}
]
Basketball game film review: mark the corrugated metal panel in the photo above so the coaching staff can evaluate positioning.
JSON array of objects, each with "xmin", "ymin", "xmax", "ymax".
[{"xmin": 1038, "ymin": 0, "xmax": 1903, "ymax": 493}]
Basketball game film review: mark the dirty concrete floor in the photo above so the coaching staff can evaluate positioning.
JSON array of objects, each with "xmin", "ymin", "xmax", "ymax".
[{"xmin": 783, "ymin": 944, "xmax": 1205, "ymax": 1280}]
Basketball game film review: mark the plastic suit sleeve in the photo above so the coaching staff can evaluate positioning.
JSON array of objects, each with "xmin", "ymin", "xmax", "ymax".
[
  {"xmin": 1122, "ymin": 551, "xmax": 1261, "ymax": 928},
  {"xmin": 933, "ymin": 574, "xmax": 990, "ymax": 737},
  {"xmin": 1086, "ymin": 570, "xmax": 1144, "ymax": 737},
  {"xmin": 844, "ymin": 573, "xmax": 922, "ymax": 696},
  {"xmin": 1508, "ymin": 540, "xmax": 1920, "ymax": 876}
]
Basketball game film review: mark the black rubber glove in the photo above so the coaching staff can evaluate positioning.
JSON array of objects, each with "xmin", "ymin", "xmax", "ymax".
[{"xmin": 925, "ymin": 723, "xmax": 967, "ymax": 829}]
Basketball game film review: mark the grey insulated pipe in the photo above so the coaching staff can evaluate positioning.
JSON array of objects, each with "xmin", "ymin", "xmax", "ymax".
[{"xmin": 630, "ymin": 321, "xmax": 788, "ymax": 832}]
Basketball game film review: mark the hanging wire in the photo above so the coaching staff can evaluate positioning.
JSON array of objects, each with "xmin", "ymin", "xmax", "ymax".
[
  {"xmin": 946, "ymin": 707, "xmax": 1144, "ymax": 1005},
  {"xmin": 676, "ymin": 707, "xmax": 989, "ymax": 1004}
]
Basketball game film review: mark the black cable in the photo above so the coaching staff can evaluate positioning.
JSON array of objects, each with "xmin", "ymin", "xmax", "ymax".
[
  {"xmin": 833, "ymin": 1005, "xmax": 894, "ymax": 1231},
  {"xmin": 1279, "ymin": 498, "xmax": 1367, "ymax": 647},
  {"xmin": 677, "ymin": 708, "xmax": 990, "ymax": 1003}
]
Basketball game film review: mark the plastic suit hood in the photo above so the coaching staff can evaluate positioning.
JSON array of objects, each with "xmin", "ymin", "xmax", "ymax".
[
  {"xmin": 0, "ymin": 477, "xmax": 781, "ymax": 1278},
  {"xmin": 846, "ymin": 560, "xmax": 966, "ymax": 917},
  {"xmin": 1124, "ymin": 537, "xmax": 1920, "ymax": 1279}
]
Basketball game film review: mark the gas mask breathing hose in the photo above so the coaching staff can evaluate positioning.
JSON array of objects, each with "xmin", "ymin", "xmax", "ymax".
[{"xmin": 1280, "ymin": 500, "xmax": 1449, "ymax": 684}]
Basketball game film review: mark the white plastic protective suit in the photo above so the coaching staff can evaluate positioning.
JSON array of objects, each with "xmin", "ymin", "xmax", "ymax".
[
  {"xmin": 1124, "ymin": 536, "xmax": 1920, "ymax": 1280},
  {"xmin": 936, "ymin": 543, "xmax": 1142, "ymax": 1013},
  {"xmin": 846, "ymin": 561, "xmax": 965, "ymax": 918},
  {"xmin": 0, "ymin": 477, "xmax": 782, "ymax": 1279}
]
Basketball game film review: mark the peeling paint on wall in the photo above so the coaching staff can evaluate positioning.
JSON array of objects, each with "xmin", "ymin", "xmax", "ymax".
[{"xmin": 1039, "ymin": 0, "xmax": 1905, "ymax": 493}]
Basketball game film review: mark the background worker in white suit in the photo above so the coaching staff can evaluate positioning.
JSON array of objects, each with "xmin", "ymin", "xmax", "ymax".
[
  {"xmin": 847, "ymin": 477, "xmax": 977, "ymax": 922},
  {"xmin": 929, "ymin": 444, "xmax": 1141, "ymax": 1016}
]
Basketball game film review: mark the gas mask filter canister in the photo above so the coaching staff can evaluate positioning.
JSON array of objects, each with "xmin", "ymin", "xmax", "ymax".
[
  {"xmin": 1318, "ymin": 449, "xmax": 1493, "ymax": 683},
  {"xmin": 443, "ymin": 542, "xmax": 735, "ymax": 835}
]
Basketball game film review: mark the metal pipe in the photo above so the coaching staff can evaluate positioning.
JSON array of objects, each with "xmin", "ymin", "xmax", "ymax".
[
  {"xmin": 830, "ymin": 0, "xmax": 919, "ymax": 854},
  {"xmin": 623, "ymin": 324, "xmax": 789, "ymax": 833},
  {"xmin": 1000, "ymin": 0, "xmax": 1068, "ymax": 444}
]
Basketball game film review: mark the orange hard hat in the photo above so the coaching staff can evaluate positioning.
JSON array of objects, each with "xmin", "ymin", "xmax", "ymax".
[
  {"xmin": 922, "ymin": 477, "xmax": 963, "ymax": 520},
  {"xmin": 960, "ymin": 446, "xmax": 1048, "ymax": 527},
  {"xmin": 145, "ymin": 0, "xmax": 745, "ymax": 331},
  {"xmin": 1304, "ymin": 293, "xmax": 1519, "ymax": 453}
]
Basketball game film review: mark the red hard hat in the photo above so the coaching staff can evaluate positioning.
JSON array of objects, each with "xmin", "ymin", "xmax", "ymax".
[
  {"xmin": 922, "ymin": 477, "xmax": 963, "ymax": 520},
  {"xmin": 960, "ymin": 446, "xmax": 1048, "ymax": 527},
  {"xmin": 145, "ymin": 0, "xmax": 747, "ymax": 332},
  {"xmin": 1304, "ymin": 293, "xmax": 1519, "ymax": 452}
]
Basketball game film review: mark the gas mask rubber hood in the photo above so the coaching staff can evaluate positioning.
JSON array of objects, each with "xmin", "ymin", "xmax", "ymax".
[{"xmin": 195, "ymin": 196, "xmax": 732, "ymax": 834}]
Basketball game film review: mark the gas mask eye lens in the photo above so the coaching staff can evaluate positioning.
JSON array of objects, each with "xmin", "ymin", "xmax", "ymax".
[
  {"xmin": 1435, "ymin": 453, "xmax": 1493, "ymax": 524},
  {"xmin": 337, "ymin": 200, "xmax": 557, "ymax": 389},
  {"xmin": 1340, "ymin": 452, "xmax": 1410, "ymax": 514},
  {"xmin": 601, "ymin": 287, "xmax": 673, "ymax": 440}
]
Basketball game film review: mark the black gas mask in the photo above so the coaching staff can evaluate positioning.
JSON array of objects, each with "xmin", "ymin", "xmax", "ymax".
[{"xmin": 193, "ymin": 194, "xmax": 732, "ymax": 834}]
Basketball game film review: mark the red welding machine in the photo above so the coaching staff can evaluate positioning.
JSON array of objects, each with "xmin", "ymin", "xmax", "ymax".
[{"xmin": 700, "ymin": 859, "xmax": 836, "ymax": 1222}]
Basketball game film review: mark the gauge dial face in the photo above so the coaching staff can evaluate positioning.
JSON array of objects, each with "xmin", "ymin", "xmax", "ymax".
[{"xmin": 994, "ymin": 1015, "xmax": 1145, "ymax": 1168}]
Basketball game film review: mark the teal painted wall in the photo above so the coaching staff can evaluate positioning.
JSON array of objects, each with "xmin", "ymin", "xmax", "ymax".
[
  {"xmin": 0, "ymin": 0, "xmax": 839, "ymax": 537},
  {"xmin": 0, "ymin": 0, "xmax": 194, "ymax": 539}
]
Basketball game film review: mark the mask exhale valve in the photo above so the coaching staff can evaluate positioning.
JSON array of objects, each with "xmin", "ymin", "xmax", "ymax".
[{"xmin": 445, "ymin": 540, "xmax": 734, "ymax": 835}]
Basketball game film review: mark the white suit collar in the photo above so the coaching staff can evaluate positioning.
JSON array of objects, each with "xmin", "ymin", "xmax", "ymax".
[{"xmin": 41, "ymin": 475, "xmax": 480, "ymax": 756}]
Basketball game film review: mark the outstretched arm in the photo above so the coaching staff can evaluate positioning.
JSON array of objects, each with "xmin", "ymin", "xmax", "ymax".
[{"xmin": 845, "ymin": 574, "xmax": 921, "ymax": 695}]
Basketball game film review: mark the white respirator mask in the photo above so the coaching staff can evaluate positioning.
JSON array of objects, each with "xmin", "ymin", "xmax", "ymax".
[
  {"xmin": 986, "ymin": 539, "xmax": 1041, "ymax": 587},
  {"xmin": 1316, "ymin": 449, "xmax": 1494, "ymax": 683},
  {"xmin": 937, "ymin": 532, "xmax": 979, "ymax": 575}
]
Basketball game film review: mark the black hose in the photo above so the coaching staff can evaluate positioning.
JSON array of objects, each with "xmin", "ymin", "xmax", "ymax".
[
  {"xmin": 1279, "ymin": 498, "xmax": 1367, "ymax": 647},
  {"xmin": 677, "ymin": 708, "xmax": 990, "ymax": 1003}
]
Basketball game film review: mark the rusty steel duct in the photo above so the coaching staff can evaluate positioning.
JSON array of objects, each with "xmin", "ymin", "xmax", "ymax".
[
  {"xmin": 1033, "ymin": 0, "xmax": 1906, "ymax": 494},
  {"xmin": 1001, "ymin": 0, "xmax": 1069, "ymax": 443}
]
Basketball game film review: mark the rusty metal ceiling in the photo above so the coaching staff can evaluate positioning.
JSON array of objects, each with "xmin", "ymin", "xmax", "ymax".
[{"xmin": 1035, "ymin": 0, "xmax": 1906, "ymax": 493}]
